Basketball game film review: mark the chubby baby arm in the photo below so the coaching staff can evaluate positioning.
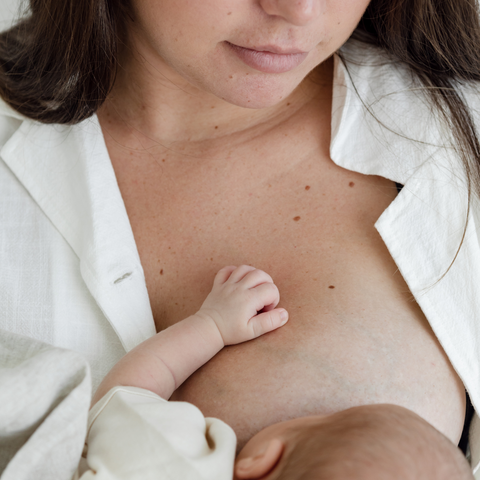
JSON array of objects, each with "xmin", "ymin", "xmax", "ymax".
[{"xmin": 92, "ymin": 265, "xmax": 288, "ymax": 405}]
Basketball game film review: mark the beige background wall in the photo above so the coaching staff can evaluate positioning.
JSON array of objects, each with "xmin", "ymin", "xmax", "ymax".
[{"xmin": 0, "ymin": 0, "xmax": 24, "ymax": 30}]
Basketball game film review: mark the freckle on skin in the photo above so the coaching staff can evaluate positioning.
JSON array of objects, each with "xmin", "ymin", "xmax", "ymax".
[
  {"xmin": 227, "ymin": 11, "xmax": 232, "ymax": 15},
  {"xmin": 329, "ymin": 285, "xmax": 335, "ymax": 289},
  {"xmin": 215, "ymin": 126, "xmax": 218, "ymax": 129},
  {"xmin": 287, "ymin": 103, "xmax": 291, "ymax": 106},
  {"xmin": 229, "ymin": 75, "xmax": 233, "ymax": 79},
  {"xmin": 349, "ymin": 182, "xmax": 355, "ymax": 187},
  {"xmin": 293, "ymin": 216, "xmax": 301, "ymax": 222},
  {"xmin": 305, "ymin": 185, "xmax": 310, "ymax": 191},
  {"xmin": 160, "ymin": 269, "xmax": 163, "ymax": 275},
  {"xmin": 210, "ymin": 258, "xmax": 213, "ymax": 261},
  {"xmin": 162, "ymin": 159, "xmax": 165, "ymax": 162}
]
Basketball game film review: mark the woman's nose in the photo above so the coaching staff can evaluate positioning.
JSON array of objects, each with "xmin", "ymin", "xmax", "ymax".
[{"xmin": 259, "ymin": 0, "xmax": 323, "ymax": 26}]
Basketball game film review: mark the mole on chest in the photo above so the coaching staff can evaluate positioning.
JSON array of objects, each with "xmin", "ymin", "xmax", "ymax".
[
  {"xmin": 115, "ymin": 150, "xmax": 465, "ymax": 447},
  {"xmin": 135, "ymin": 171, "xmax": 396, "ymax": 332},
  {"xmin": 117, "ymin": 142, "xmax": 413, "ymax": 336}
]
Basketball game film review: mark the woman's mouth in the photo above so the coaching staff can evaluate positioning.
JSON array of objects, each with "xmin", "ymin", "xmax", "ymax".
[{"xmin": 225, "ymin": 42, "xmax": 309, "ymax": 74}]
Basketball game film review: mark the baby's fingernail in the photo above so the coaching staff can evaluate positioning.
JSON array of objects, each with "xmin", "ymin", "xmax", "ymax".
[{"xmin": 280, "ymin": 309, "xmax": 288, "ymax": 324}]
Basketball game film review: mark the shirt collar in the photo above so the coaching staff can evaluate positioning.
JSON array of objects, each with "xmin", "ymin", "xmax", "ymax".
[{"xmin": 331, "ymin": 39, "xmax": 447, "ymax": 184}]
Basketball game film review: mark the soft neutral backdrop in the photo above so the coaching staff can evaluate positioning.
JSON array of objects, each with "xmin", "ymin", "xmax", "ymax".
[{"xmin": 0, "ymin": 0, "xmax": 23, "ymax": 31}]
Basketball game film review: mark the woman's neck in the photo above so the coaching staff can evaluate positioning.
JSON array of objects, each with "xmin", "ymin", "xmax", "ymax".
[{"xmin": 97, "ymin": 36, "xmax": 333, "ymax": 151}]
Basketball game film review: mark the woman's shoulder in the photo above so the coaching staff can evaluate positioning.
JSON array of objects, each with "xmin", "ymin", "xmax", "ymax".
[
  {"xmin": 331, "ymin": 37, "xmax": 480, "ymax": 185},
  {"xmin": 339, "ymin": 37, "xmax": 480, "ymax": 123},
  {"xmin": 336, "ymin": 38, "xmax": 435, "ymax": 125},
  {"xmin": 339, "ymin": 38, "xmax": 411, "ymax": 81},
  {"xmin": 335, "ymin": 37, "xmax": 480, "ymax": 153}
]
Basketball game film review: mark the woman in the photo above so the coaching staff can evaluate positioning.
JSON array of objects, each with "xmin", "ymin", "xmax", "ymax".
[{"xmin": 0, "ymin": 0, "xmax": 479, "ymax": 468}]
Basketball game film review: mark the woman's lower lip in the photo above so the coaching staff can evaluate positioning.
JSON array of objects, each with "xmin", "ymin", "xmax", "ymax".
[{"xmin": 226, "ymin": 42, "xmax": 308, "ymax": 74}]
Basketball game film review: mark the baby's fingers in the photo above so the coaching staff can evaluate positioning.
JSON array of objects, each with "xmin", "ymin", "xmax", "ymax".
[
  {"xmin": 250, "ymin": 309, "xmax": 289, "ymax": 338},
  {"xmin": 241, "ymin": 268, "xmax": 274, "ymax": 289},
  {"xmin": 227, "ymin": 265, "xmax": 257, "ymax": 283},
  {"xmin": 213, "ymin": 266, "xmax": 237, "ymax": 285},
  {"xmin": 251, "ymin": 282, "xmax": 280, "ymax": 312}
]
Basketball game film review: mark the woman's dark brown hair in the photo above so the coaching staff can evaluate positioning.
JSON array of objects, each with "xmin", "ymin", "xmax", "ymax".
[
  {"xmin": 1, "ymin": 1, "xmax": 480, "ymax": 225},
  {"xmin": 0, "ymin": 0, "xmax": 123, "ymax": 124}
]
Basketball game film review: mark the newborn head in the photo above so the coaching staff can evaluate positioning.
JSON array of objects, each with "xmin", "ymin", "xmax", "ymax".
[{"xmin": 234, "ymin": 404, "xmax": 473, "ymax": 480}]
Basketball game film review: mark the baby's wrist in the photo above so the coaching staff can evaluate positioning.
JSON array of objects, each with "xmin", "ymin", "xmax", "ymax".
[{"xmin": 191, "ymin": 310, "xmax": 226, "ymax": 351}]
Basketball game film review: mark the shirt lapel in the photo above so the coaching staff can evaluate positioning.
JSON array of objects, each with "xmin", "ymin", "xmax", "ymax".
[
  {"xmin": 0, "ymin": 114, "xmax": 155, "ymax": 351},
  {"xmin": 331, "ymin": 46, "xmax": 480, "ymax": 410}
]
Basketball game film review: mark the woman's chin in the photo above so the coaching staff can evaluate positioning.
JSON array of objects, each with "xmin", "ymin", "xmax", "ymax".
[
  {"xmin": 189, "ymin": 51, "xmax": 325, "ymax": 110},
  {"xmin": 201, "ymin": 74, "xmax": 306, "ymax": 110}
]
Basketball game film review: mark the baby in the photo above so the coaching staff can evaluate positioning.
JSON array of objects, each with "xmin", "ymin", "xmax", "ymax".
[
  {"xmin": 89, "ymin": 265, "xmax": 473, "ymax": 480},
  {"xmin": 234, "ymin": 404, "xmax": 473, "ymax": 480}
]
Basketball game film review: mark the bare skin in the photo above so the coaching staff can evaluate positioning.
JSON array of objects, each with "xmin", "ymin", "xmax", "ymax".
[
  {"xmin": 98, "ymin": 0, "xmax": 466, "ymax": 452},
  {"xmin": 91, "ymin": 267, "xmax": 471, "ymax": 479}
]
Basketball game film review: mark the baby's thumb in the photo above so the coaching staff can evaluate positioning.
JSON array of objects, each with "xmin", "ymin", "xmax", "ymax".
[{"xmin": 250, "ymin": 309, "xmax": 289, "ymax": 338}]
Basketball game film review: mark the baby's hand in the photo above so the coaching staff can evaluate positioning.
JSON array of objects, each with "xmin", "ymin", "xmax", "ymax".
[{"xmin": 196, "ymin": 265, "xmax": 289, "ymax": 346}]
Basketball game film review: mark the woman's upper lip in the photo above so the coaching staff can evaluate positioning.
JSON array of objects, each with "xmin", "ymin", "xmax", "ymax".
[{"xmin": 227, "ymin": 42, "xmax": 307, "ymax": 55}]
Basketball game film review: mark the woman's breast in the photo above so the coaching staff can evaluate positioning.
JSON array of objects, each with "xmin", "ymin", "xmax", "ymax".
[
  {"xmin": 127, "ymin": 157, "xmax": 466, "ymax": 450},
  {"xmin": 169, "ymin": 242, "xmax": 466, "ymax": 450}
]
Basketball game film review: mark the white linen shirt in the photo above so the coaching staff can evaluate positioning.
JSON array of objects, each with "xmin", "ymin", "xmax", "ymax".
[
  {"xmin": 78, "ymin": 386, "xmax": 236, "ymax": 480},
  {"xmin": 1, "ymin": 40, "xmax": 480, "ymax": 469},
  {"xmin": 0, "ymin": 330, "xmax": 236, "ymax": 480}
]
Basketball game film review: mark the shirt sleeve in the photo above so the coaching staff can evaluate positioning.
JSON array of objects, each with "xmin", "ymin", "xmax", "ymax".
[
  {"xmin": 77, "ymin": 387, "xmax": 237, "ymax": 480},
  {"xmin": 0, "ymin": 329, "xmax": 92, "ymax": 480},
  {"xmin": 0, "ymin": 329, "xmax": 236, "ymax": 480}
]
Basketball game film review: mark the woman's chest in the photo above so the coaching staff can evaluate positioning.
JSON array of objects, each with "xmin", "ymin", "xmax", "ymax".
[
  {"xmin": 112, "ymin": 142, "xmax": 466, "ymax": 448},
  {"xmin": 121, "ymin": 146, "xmax": 402, "ymax": 329}
]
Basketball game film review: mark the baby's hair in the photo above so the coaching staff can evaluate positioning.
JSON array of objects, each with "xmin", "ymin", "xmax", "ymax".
[{"xmin": 274, "ymin": 405, "xmax": 473, "ymax": 480}]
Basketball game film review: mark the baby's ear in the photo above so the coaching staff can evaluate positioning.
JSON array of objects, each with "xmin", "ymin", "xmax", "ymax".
[{"xmin": 234, "ymin": 439, "xmax": 284, "ymax": 479}]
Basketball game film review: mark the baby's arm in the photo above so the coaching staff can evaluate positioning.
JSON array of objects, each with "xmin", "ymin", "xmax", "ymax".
[{"xmin": 92, "ymin": 265, "xmax": 288, "ymax": 405}]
